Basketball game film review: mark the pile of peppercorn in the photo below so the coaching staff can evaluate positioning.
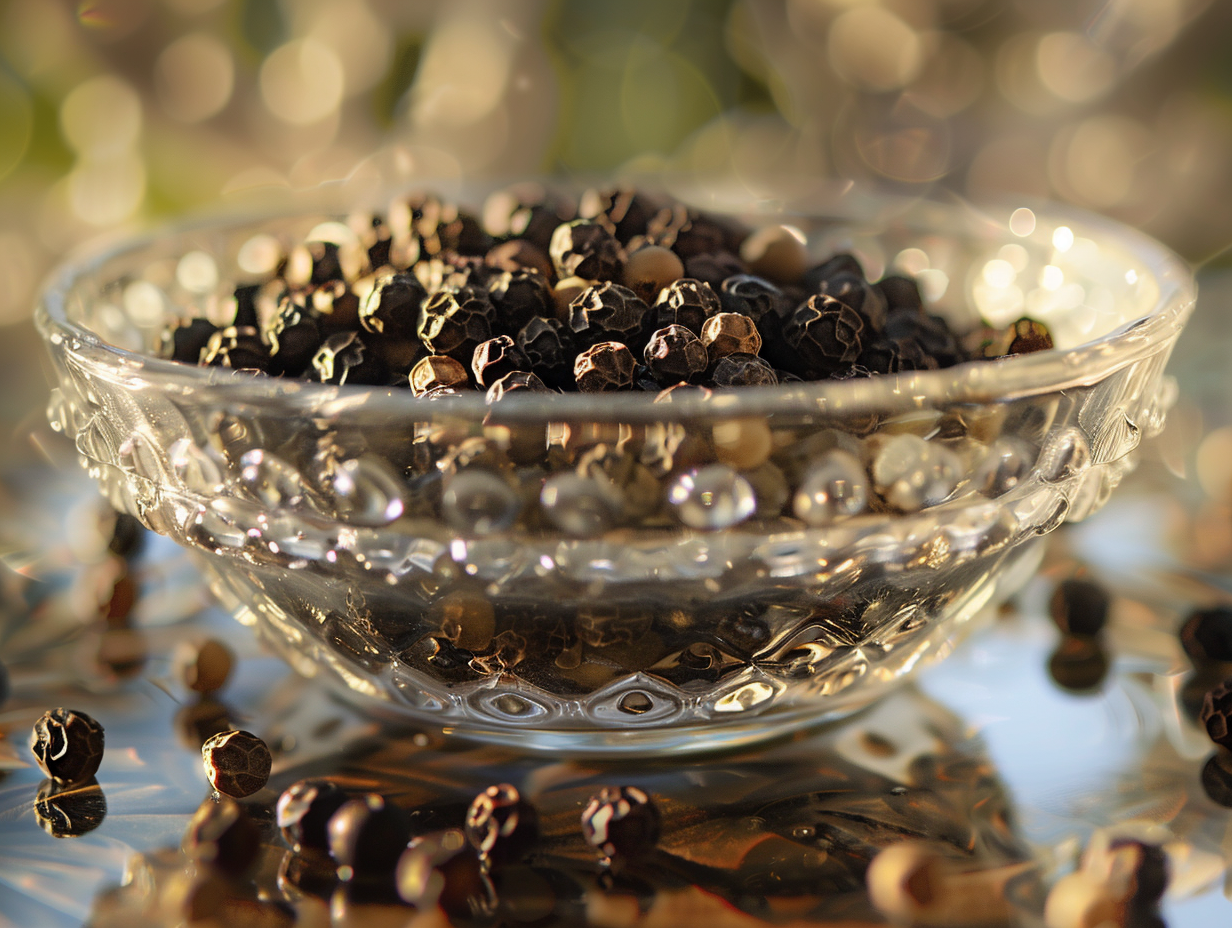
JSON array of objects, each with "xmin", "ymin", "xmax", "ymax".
[{"xmin": 158, "ymin": 184, "xmax": 1052, "ymax": 394}]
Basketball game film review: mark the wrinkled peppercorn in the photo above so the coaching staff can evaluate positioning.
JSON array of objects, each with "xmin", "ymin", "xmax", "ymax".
[
  {"xmin": 358, "ymin": 271, "xmax": 426, "ymax": 339},
  {"xmin": 516, "ymin": 316, "xmax": 575, "ymax": 389},
  {"xmin": 328, "ymin": 794, "xmax": 411, "ymax": 876},
  {"xmin": 201, "ymin": 729, "xmax": 272, "ymax": 798},
  {"xmin": 312, "ymin": 331, "xmax": 387, "ymax": 385},
  {"xmin": 483, "ymin": 182, "xmax": 575, "ymax": 251},
  {"xmin": 472, "ymin": 335, "xmax": 531, "ymax": 388},
  {"xmin": 30, "ymin": 708, "xmax": 105, "ymax": 784},
  {"xmin": 485, "ymin": 370, "xmax": 550, "ymax": 403},
  {"xmin": 484, "ymin": 239, "xmax": 554, "ymax": 280},
  {"xmin": 785, "ymin": 295, "xmax": 865, "ymax": 376},
  {"xmin": 549, "ymin": 220, "xmax": 624, "ymax": 282},
  {"xmin": 569, "ymin": 281, "xmax": 652, "ymax": 352},
  {"xmin": 160, "ymin": 318, "xmax": 218, "ymax": 364},
  {"xmin": 185, "ymin": 795, "xmax": 261, "ymax": 876},
  {"xmin": 575, "ymin": 341, "xmax": 636, "ymax": 392},
  {"xmin": 465, "ymin": 783, "xmax": 538, "ymax": 866},
  {"xmin": 684, "ymin": 251, "xmax": 747, "ymax": 290},
  {"xmin": 817, "ymin": 273, "xmax": 887, "ymax": 332},
  {"xmin": 885, "ymin": 310, "xmax": 964, "ymax": 369},
  {"xmin": 1201, "ymin": 680, "xmax": 1232, "ymax": 750},
  {"xmin": 1181, "ymin": 606, "xmax": 1232, "ymax": 664},
  {"xmin": 579, "ymin": 187, "xmax": 659, "ymax": 244},
  {"xmin": 644, "ymin": 325, "xmax": 708, "ymax": 385},
  {"xmin": 1049, "ymin": 577, "xmax": 1110, "ymax": 637},
  {"xmin": 409, "ymin": 355, "xmax": 469, "ymax": 397},
  {"xmin": 418, "ymin": 287, "xmax": 495, "ymax": 362},
  {"xmin": 200, "ymin": 326, "xmax": 269, "ymax": 371},
  {"xmin": 718, "ymin": 274, "xmax": 803, "ymax": 373},
  {"xmin": 266, "ymin": 299, "xmax": 322, "ymax": 377},
  {"xmin": 711, "ymin": 353, "xmax": 778, "ymax": 388},
  {"xmin": 653, "ymin": 278, "xmax": 721, "ymax": 336},
  {"xmin": 487, "ymin": 268, "xmax": 552, "ymax": 335},
  {"xmin": 700, "ymin": 312, "xmax": 762, "ymax": 361},
  {"xmin": 397, "ymin": 830, "xmax": 493, "ymax": 918},
  {"xmin": 802, "ymin": 253, "xmax": 866, "ymax": 292},
  {"xmin": 278, "ymin": 779, "xmax": 350, "ymax": 854},
  {"xmin": 581, "ymin": 786, "xmax": 660, "ymax": 861}
]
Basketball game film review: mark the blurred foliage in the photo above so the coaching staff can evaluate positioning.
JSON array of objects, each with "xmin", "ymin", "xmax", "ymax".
[{"xmin": 0, "ymin": 0, "xmax": 1231, "ymax": 328}]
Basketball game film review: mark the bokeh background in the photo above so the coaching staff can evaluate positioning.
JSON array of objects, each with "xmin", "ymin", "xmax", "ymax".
[{"xmin": 0, "ymin": 0, "xmax": 1231, "ymax": 333}]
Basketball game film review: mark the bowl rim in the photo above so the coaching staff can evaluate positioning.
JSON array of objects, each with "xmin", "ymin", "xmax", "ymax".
[{"xmin": 36, "ymin": 182, "xmax": 1197, "ymax": 423}]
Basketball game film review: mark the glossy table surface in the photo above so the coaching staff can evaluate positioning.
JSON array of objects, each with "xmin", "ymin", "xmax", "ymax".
[{"xmin": 3, "ymin": 273, "xmax": 1232, "ymax": 926}]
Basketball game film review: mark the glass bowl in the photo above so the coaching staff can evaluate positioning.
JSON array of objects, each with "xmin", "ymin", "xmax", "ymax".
[{"xmin": 35, "ymin": 183, "xmax": 1195, "ymax": 755}]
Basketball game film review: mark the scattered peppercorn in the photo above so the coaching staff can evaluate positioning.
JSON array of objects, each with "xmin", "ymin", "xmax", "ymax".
[
  {"xmin": 464, "ymin": 783, "xmax": 539, "ymax": 866},
  {"xmin": 580, "ymin": 786, "xmax": 660, "ymax": 861},
  {"xmin": 278, "ymin": 779, "xmax": 350, "ymax": 854},
  {"xmin": 174, "ymin": 638, "xmax": 234, "ymax": 695},
  {"xmin": 30, "ymin": 708, "xmax": 105, "ymax": 784},
  {"xmin": 202, "ymin": 729, "xmax": 272, "ymax": 798},
  {"xmin": 327, "ymin": 793, "xmax": 411, "ymax": 876},
  {"xmin": 184, "ymin": 795, "xmax": 262, "ymax": 876},
  {"xmin": 1180, "ymin": 606, "xmax": 1232, "ymax": 664},
  {"xmin": 1049, "ymin": 577, "xmax": 1110, "ymax": 637}
]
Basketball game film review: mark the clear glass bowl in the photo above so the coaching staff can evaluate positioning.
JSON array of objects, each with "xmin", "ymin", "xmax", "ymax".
[{"xmin": 35, "ymin": 184, "xmax": 1195, "ymax": 754}]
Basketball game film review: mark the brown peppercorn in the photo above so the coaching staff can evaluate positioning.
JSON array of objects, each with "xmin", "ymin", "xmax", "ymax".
[
  {"xmin": 485, "ymin": 370, "xmax": 550, "ymax": 403},
  {"xmin": 643, "ymin": 325, "xmax": 708, "ymax": 385},
  {"xmin": 575, "ymin": 341, "xmax": 637, "ymax": 392},
  {"xmin": 358, "ymin": 271, "xmax": 426, "ymax": 339},
  {"xmin": 784, "ymin": 294, "xmax": 865, "ymax": 376},
  {"xmin": 549, "ymin": 220, "xmax": 624, "ymax": 281},
  {"xmin": 30, "ymin": 708, "xmax": 105, "ymax": 784},
  {"xmin": 711, "ymin": 353, "xmax": 778, "ymax": 388},
  {"xmin": 1007, "ymin": 317, "xmax": 1054, "ymax": 355},
  {"xmin": 472, "ymin": 336, "xmax": 531, "ymax": 388},
  {"xmin": 569, "ymin": 281, "xmax": 652, "ymax": 351},
  {"xmin": 486, "ymin": 268, "xmax": 552, "ymax": 335},
  {"xmin": 1049, "ymin": 577, "xmax": 1109, "ymax": 637},
  {"xmin": 740, "ymin": 224, "xmax": 810, "ymax": 284},
  {"xmin": 623, "ymin": 245, "xmax": 684, "ymax": 305},
  {"xmin": 700, "ymin": 312, "xmax": 762, "ymax": 361},
  {"xmin": 409, "ymin": 355, "xmax": 470, "ymax": 396},
  {"xmin": 174, "ymin": 638, "xmax": 235, "ymax": 695},
  {"xmin": 201, "ymin": 729, "xmax": 272, "ymax": 798},
  {"xmin": 653, "ymin": 278, "xmax": 722, "ymax": 336},
  {"xmin": 312, "ymin": 331, "xmax": 388, "ymax": 385},
  {"xmin": 417, "ymin": 287, "xmax": 495, "ymax": 362}
]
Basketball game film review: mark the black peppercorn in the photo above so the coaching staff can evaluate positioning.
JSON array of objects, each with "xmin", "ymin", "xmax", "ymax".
[
  {"xmin": 106, "ymin": 511, "xmax": 145, "ymax": 559},
  {"xmin": 578, "ymin": 186, "xmax": 659, "ymax": 244},
  {"xmin": 516, "ymin": 317, "xmax": 576, "ymax": 389},
  {"xmin": 465, "ymin": 783, "xmax": 539, "ymax": 866},
  {"xmin": 684, "ymin": 251, "xmax": 747, "ymax": 290},
  {"xmin": 569, "ymin": 281, "xmax": 651, "ymax": 352},
  {"xmin": 700, "ymin": 312, "xmax": 762, "ymax": 361},
  {"xmin": 409, "ymin": 355, "xmax": 470, "ymax": 396},
  {"xmin": 200, "ymin": 326, "xmax": 269, "ymax": 372},
  {"xmin": 30, "ymin": 708, "xmax": 105, "ymax": 784},
  {"xmin": 1049, "ymin": 577, "xmax": 1110, "ymax": 637},
  {"xmin": 644, "ymin": 325, "xmax": 708, "ymax": 385},
  {"xmin": 648, "ymin": 203, "xmax": 743, "ymax": 259},
  {"xmin": 581, "ymin": 786, "xmax": 660, "ymax": 861},
  {"xmin": 311, "ymin": 331, "xmax": 388, "ymax": 385},
  {"xmin": 1181, "ymin": 606, "xmax": 1232, "ymax": 664},
  {"xmin": 184, "ymin": 795, "xmax": 262, "ymax": 876},
  {"xmin": 1047, "ymin": 635, "xmax": 1109, "ymax": 692},
  {"xmin": 358, "ymin": 271, "xmax": 426, "ymax": 340},
  {"xmin": 1202, "ymin": 680, "xmax": 1232, "ymax": 750},
  {"xmin": 1202, "ymin": 752, "xmax": 1232, "ymax": 807},
  {"xmin": 487, "ymin": 268, "xmax": 552, "ymax": 336},
  {"xmin": 328, "ymin": 794, "xmax": 411, "ymax": 876},
  {"xmin": 160, "ymin": 318, "xmax": 218, "ymax": 364},
  {"xmin": 802, "ymin": 253, "xmax": 866, "ymax": 292},
  {"xmin": 347, "ymin": 209, "xmax": 392, "ymax": 269},
  {"xmin": 717, "ymin": 273, "xmax": 804, "ymax": 374},
  {"xmin": 0, "ymin": 659, "xmax": 8, "ymax": 707},
  {"xmin": 472, "ymin": 336, "xmax": 531, "ymax": 389},
  {"xmin": 653, "ymin": 278, "xmax": 721, "ymax": 336},
  {"xmin": 286, "ymin": 240, "xmax": 344, "ymax": 288},
  {"xmin": 549, "ymin": 219, "xmax": 624, "ymax": 281},
  {"xmin": 876, "ymin": 275, "xmax": 924, "ymax": 313},
  {"xmin": 817, "ymin": 273, "xmax": 887, "ymax": 332},
  {"xmin": 575, "ymin": 341, "xmax": 636, "ymax": 392},
  {"xmin": 201, "ymin": 729, "xmax": 272, "ymax": 798},
  {"xmin": 265, "ymin": 298, "xmax": 322, "ymax": 377},
  {"xmin": 784, "ymin": 295, "xmax": 865, "ymax": 377},
  {"xmin": 309, "ymin": 279, "xmax": 361, "ymax": 333},
  {"xmin": 35, "ymin": 777, "xmax": 107, "ymax": 838},
  {"xmin": 418, "ymin": 286, "xmax": 495, "ymax": 362},
  {"xmin": 485, "ymin": 370, "xmax": 550, "ymax": 403},
  {"xmin": 711, "ymin": 353, "xmax": 778, "ymax": 388},
  {"xmin": 857, "ymin": 337, "xmax": 902, "ymax": 375},
  {"xmin": 884, "ymin": 310, "xmax": 965, "ymax": 369},
  {"xmin": 397, "ymin": 830, "xmax": 493, "ymax": 919},
  {"xmin": 483, "ymin": 183, "xmax": 575, "ymax": 252},
  {"xmin": 278, "ymin": 779, "xmax": 350, "ymax": 854}
]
